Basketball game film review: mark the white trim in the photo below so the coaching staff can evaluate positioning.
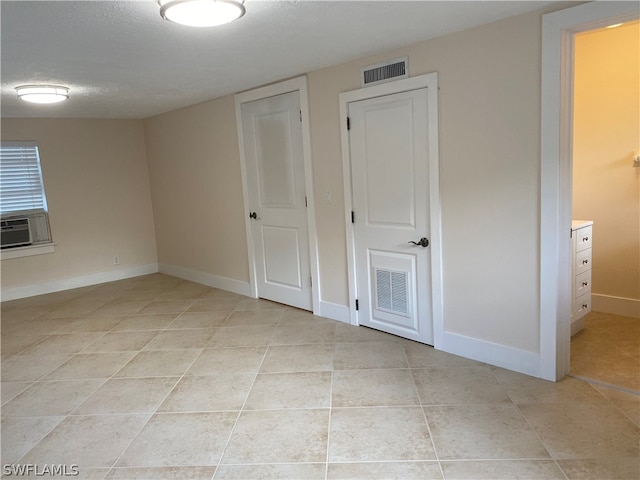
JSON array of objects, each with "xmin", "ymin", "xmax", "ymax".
[
  {"xmin": 318, "ymin": 300, "xmax": 351, "ymax": 324},
  {"xmin": 440, "ymin": 331, "xmax": 541, "ymax": 378},
  {"xmin": 235, "ymin": 92, "xmax": 257, "ymax": 300},
  {"xmin": 339, "ymin": 99, "xmax": 358, "ymax": 326},
  {"xmin": 158, "ymin": 263, "xmax": 250, "ymax": 296},
  {"xmin": 570, "ymin": 317, "xmax": 585, "ymax": 337},
  {"xmin": 540, "ymin": 2, "xmax": 640, "ymax": 381},
  {"xmin": 1, "ymin": 243, "xmax": 55, "ymax": 260},
  {"xmin": 0, "ymin": 263, "xmax": 159, "ymax": 302},
  {"xmin": 338, "ymin": 73, "xmax": 444, "ymax": 344},
  {"xmin": 234, "ymin": 76, "xmax": 320, "ymax": 314},
  {"xmin": 592, "ymin": 294, "xmax": 640, "ymax": 318}
]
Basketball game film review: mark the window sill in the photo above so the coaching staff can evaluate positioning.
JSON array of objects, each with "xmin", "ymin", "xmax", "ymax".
[{"xmin": 1, "ymin": 243, "xmax": 56, "ymax": 260}]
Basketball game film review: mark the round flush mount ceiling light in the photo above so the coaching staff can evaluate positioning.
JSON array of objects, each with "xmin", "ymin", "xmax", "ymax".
[
  {"xmin": 159, "ymin": 0, "xmax": 245, "ymax": 27},
  {"xmin": 16, "ymin": 85, "xmax": 69, "ymax": 104}
]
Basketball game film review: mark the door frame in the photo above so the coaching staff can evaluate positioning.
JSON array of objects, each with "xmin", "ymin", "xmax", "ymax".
[
  {"xmin": 339, "ymin": 73, "xmax": 444, "ymax": 346},
  {"xmin": 540, "ymin": 2, "xmax": 639, "ymax": 380},
  {"xmin": 235, "ymin": 76, "xmax": 320, "ymax": 314}
]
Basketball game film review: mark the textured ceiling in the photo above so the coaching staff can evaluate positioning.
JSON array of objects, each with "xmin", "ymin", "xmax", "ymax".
[{"xmin": 1, "ymin": 0, "xmax": 560, "ymax": 119}]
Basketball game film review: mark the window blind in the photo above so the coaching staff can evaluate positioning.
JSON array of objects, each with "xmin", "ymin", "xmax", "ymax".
[{"xmin": 0, "ymin": 142, "xmax": 48, "ymax": 215}]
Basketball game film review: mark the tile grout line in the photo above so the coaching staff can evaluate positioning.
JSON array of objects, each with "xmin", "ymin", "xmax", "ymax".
[
  {"xmin": 208, "ymin": 310, "xmax": 279, "ymax": 477},
  {"xmin": 487, "ymin": 366, "xmax": 570, "ymax": 480},
  {"xmin": 404, "ymin": 344, "xmax": 446, "ymax": 479},
  {"xmin": 69, "ymin": 295, "xmax": 201, "ymax": 475},
  {"xmin": 324, "ymin": 362, "xmax": 335, "ymax": 480},
  {"xmin": 100, "ymin": 327, "xmax": 202, "ymax": 473},
  {"xmin": 512, "ymin": 401, "xmax": 570, "ymax": 480},
  {"xmin": 8, "ymin": 297, "xmax": 161, "ymax": 469}
]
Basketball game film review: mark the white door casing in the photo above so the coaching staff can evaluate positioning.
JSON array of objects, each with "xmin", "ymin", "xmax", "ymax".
[
  {"xmin": 540, "ymin": 2, "xmax": 639, "ymax": 380},
  {"xmin": 236, "ymin": 78, "xmax": 319, "ymax": 312},
  {"xmin": 340, "ymin": 73, "xmax": 443, "ymax": 346}
]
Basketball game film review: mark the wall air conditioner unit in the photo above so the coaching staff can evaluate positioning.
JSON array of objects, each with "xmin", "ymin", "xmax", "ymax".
[{"xmin": 1, "ymin": 217, "xmax": 32, "ymax": 249}]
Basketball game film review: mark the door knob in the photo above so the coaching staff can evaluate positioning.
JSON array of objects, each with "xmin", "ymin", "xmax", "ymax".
[
  {"xmin": 408, "ymin": 237, "xmax": 429, "ymax": 248},
  {"xmin": 249, "ymin": 212, "xmax": 257, "ymax": 220}
]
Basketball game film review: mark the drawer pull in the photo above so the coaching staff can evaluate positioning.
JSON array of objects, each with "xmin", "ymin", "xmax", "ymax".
[
  {"xmin": 582, "ymin": 259, "xmax": 589, "ymax": 265},
  {"xmin": 582, "ymin": 237, "xmax": 589, "ymax": 242},
  {"xmin": 582, "ymin": 281, "xmax": 588, "ymax": 287},
  {"xmin": 582, "ymin": 304, "xmax": 589, "ymax": 309}
]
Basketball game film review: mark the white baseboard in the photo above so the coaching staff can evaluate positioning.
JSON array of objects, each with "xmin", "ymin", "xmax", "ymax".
[
  {"xmin": 158, "ymin": 263, "xmax": 251, "ymax": 297},
  {"xmin": 318, "ymin": 300, "xmax": 351, "ymax": 324},
  {"xmin": 571, "ymin": 317, "xmax": 585, "ymax": 336},
  {"xmin": 437, "ymin": 330, "xmax": 542, "ymax": 379},
  {"xmin": 592, "ymin": 294, "xmax": 640, "ymax": 318},
  {"xmin": 1, "ymin": 263, "xmax": 159, "ymax": 302}
]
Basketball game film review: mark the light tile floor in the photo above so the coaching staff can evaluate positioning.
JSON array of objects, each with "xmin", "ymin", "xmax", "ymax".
[
  {"xmin": 1, "ymin": 274, "xmax": 638, "ymax": 479},
  {"xmin": 570, "ymin": 311, "xmax": 640, "ymax": 393}
]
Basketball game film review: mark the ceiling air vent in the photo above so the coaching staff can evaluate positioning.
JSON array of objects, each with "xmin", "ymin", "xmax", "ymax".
[{"xmin": 361, "ymin": 57, "xmax": 408, "ymax": 87}]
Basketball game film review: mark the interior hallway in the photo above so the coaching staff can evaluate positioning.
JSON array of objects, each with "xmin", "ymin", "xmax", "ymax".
[{"xmin": 2, "ymin": 274, "xmax": 638, "ymax": 479}]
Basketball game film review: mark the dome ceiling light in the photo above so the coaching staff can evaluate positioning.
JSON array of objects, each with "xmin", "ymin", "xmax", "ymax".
[
  {"xmin": 16, "ymin": 85, "xmax": 69, "ymax": 104},
  {"xmin": 159, "ymin": 0, "xmax": 245, "ymax": 27}
]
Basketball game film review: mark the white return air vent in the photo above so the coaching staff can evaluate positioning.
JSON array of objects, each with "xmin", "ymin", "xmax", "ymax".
[
  {"xmin": 375, "ymin": 268, "xmax": 409, "ymax": 317},
  {"xmin": 361, "ymin": 57, "xmax": 408, "ymax": 87}
]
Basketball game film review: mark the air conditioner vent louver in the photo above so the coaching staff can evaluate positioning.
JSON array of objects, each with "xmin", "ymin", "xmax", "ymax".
[
  {"xmin": 362, "ymin": 57, "xmax": 408, "ymax": 87},
  {"xmin": 1, "ymin": 217, "xmax": 32, "ymax": 249}
]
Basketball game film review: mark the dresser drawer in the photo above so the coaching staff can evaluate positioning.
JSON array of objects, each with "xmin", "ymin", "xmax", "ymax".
[
  {"xmin": 575, "ymin": 270, "xmax": 592, "ymax": 297},
  {"xmin": 575, "ymin": 292, "xmax": 592, "ymax": 318},
  {"xmin": 575, "ymin": 225, "xmax": 593, "ymax": 252},
  {"xmin": 575, "ymin": 249, "xmax": 592, "ymax": 275}
]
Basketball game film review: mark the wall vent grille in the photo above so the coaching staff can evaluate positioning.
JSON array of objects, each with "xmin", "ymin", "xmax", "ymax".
[
  {"xmin": 375, "ymin": 268, "xmax": 409, "ymax": 316},
  {"xmin": 362, "ymin": 57, "xmax": 408, "ymax": 87}
]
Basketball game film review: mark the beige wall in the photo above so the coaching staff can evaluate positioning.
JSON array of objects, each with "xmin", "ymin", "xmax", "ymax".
[
  {"xmin": 573, "ymin": 22, "xmax": 640, "ymax": 303},
  {"xmin": 143, "ymin": 6, "xmax": 567, "ymax": 354},
  {"xmin": 143, "ymin": 96, "xmax": 249, "ymax": 282},
  {"xmin": 308, "ymin": 9, "xmax": 549, "ymax": 351},
  {"xmin": 0, "ymin": 4, "xmax": 583, "ymax": 357},
  {"xmin": 1, "ymin": 119, "xmax": 158, "ymax": 289}
]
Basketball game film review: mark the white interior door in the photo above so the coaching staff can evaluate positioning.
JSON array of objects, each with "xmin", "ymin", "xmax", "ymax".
[
  {"xmin": 349, "ymin": 87, "xmax": 434, "ymax": 344},
  {"xmin": 241, "ymin": 92, "xmax": 312, "ymax": 310}
]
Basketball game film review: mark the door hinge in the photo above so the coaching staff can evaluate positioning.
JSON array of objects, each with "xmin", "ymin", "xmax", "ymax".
[
  {"xmin": 355, "ymin": 299, "xmax": 359, "ymax": 311},
  {"xmin": 305, "ymin": 196, "xmax": 308, "ymax": 207},
  {"xmin": 347, "ymin": 116, "xmax": 351, "ymax": 130},
  {"xmin": 351, "ymin": 211, "xmax": 355, "ymax": 223},
  {"xmin": 310, "ymin": 276, "xmax": 312, "ymax": 287},
  {"xmin": 299, "ymin": 110, "xmax": 302, "ymax": 123},
  {"xmin": 570, "ymin": 227, "xmax": 573, "ymax": 238}
]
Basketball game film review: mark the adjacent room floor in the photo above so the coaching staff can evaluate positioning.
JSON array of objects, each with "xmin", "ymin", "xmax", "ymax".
[
  {"xmin": 2, "ymin": 274, "xmax": 638, "ymax": 479},
  {"xmin": 570, "ymin": 311, "xmax": 640, "ymax": 393}
]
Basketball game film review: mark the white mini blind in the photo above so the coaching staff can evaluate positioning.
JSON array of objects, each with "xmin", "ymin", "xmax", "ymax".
[{"xmin": 0, "ymin": 142, "xmax": 48, "ymax": 215}]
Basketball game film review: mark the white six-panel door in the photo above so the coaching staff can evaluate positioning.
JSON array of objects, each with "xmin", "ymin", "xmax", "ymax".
[
  {"xmin": 349, "ymin": 87, "xmax": 434, "ymax": 345},
  {"xmin": 240, "ymin": 91, "xmax": 313, "ymax": 311}
]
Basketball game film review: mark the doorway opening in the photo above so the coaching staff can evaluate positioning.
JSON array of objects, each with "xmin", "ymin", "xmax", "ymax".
[
  {"xmin": 540, "ymin": 1, "xmax": 639, "ymax": 381},
  {"xmin": 569, "ymin": 20, "xmax": 640, "ymax": 393}
]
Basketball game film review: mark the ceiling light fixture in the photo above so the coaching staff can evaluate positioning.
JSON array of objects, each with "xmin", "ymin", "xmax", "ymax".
[
  {"xmin": 159, "ymin": 0, "xmax": 245, "ymax": 27},
  {"xmin": 16, "ymin": 85, "xmax": 69, "ymax": 104},
  {"xmin": 606, "ymin": 23, "xmax": 623, "ymax": 29}
]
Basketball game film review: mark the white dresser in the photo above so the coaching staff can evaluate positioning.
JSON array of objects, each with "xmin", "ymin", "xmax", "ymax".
[{"xmin": 571, "ymin": 220, "xmax": 593, "ymax": 335}]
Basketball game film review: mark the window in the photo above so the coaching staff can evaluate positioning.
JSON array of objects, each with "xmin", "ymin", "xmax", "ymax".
[{"xmin": 0, "ymin": 142, "xmax": 53, "ymax": 251}]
